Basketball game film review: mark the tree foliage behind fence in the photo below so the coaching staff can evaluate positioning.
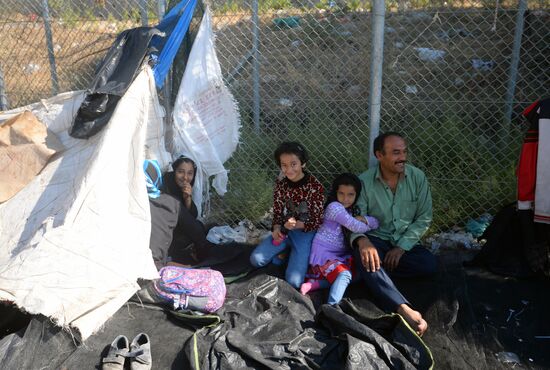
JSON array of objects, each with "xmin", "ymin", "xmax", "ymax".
[{"xmin": 0, "ymin": 0, "xmax": 548, "ymax": 233}]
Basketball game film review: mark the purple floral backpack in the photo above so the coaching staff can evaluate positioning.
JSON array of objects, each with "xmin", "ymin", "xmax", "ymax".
[{"xmin": 154, "ymin": 267, "xmax": 226, "ymax": 313}]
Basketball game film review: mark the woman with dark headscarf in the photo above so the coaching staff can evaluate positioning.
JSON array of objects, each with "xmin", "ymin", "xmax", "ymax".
[{"xmin": 148, "ymin": 156, "xmax": 210, "ymax": 268}]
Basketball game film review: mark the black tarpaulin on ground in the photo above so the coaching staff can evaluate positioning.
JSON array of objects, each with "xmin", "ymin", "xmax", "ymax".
[{"xmin": 1, "ymin": 246, "xmax": 549, "ymax": 369}]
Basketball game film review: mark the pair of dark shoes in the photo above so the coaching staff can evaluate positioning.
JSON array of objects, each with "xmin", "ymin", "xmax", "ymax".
[{"xmin": 102, "ymin": 333, "xmax": 151, "ymax": 370}]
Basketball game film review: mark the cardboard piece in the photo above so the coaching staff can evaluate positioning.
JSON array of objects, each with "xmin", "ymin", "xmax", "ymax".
[{"xmin": 0, "ymin": 111, "xmax": 63, "ymax": 202}]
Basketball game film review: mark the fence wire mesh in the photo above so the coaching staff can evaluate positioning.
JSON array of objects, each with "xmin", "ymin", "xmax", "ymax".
[{"xmin": 0, "ymin": 0, "xmax": 548, "ymax": 233}]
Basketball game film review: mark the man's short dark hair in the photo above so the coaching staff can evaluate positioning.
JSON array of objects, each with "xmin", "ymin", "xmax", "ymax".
[
  {"xmin": 373, "ymin": 132, "xmax": 405, "ymax": 155},
  {"xmin": 274, "ymin": 141, "xmax": 308, "ymax": 166}
]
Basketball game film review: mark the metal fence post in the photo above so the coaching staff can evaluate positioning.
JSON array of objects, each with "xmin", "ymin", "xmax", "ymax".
[
  {"xmin": 42, "ymin": 0, "xmax": 59, "ymax": 96},
  {"xmin": 0, "ymin": 65, "xmax": 8, "ymax": 111},
  {"xmin": 157, "ymin": 0, "xmax": 173, "ymax": 137},
  {"xmin": 157, "ymin": 0, "xmax": 166, "ymax": 20},
  {"xmin": 504, "ymin": 0, "xmax": 527, "ymax": 126},
  {"xmin": 140, "ymin": 0, "xmax": 149, "ymax": 26},
  {"xmin": 252, "ymin": 0, "xmax": 260, "ymax": 133},
  {"xmin": 368, "ymin": 0, "xmax": 385, "ymax": 167}
]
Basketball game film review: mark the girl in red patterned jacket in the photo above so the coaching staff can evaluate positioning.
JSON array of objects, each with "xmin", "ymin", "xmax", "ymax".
[{"xmin": 250, "ymin": 142, "xmax": 325, "ymax": 289}]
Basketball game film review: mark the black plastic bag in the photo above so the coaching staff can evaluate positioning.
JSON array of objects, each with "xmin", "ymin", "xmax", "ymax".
[{"xmin": 70, "ymin": 27, "xmax": 162, "ymax": 139}]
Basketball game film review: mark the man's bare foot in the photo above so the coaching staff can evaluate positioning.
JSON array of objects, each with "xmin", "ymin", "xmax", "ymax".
[{"xmin": 397, "ymin": 304, "xmax": 428, "ymax": 336}]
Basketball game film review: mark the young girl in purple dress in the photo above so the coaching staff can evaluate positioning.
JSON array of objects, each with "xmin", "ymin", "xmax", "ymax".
[{"xmin": 301, "ymin": 173, "xmax": 379, "ymax": 304}]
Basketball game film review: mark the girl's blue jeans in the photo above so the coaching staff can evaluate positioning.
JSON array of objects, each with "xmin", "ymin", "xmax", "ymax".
[{"xmin": 250, "ymin": 229, "xmax": 315, "ymax": 289}]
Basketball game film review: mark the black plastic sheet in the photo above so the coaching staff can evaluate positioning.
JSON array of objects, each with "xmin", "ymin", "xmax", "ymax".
[
  {"xmin": 69, "ymin": 27, "xmax": 162, "ymax": 139},
  {"xmin": 1, "ymin": 248, "xmax": 550, "ymax": 369}
]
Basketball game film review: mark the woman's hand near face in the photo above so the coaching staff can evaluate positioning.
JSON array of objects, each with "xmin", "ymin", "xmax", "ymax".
[{"xmin": 182, "ymin": 182, "xmax": 193, "ymax": 209}]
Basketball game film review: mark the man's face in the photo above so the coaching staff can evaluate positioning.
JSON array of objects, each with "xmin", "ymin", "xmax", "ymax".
[{"xmin": 375, "ymin": 136, "xmax": 407, "ymax": 175}]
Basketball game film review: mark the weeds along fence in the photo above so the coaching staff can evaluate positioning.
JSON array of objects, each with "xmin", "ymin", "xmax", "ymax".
[{"xmin": 0, "ymin": 0, "xmax": 548, "ymax": 233}]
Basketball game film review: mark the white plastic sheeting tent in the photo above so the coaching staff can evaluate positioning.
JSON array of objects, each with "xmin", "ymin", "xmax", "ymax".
[
  {"xmin": 171, "ymin": 11, "xmax": 241, "ymax": 215},
  {"xmin": 0, "ymin": 6, "xmax": 240, "ymax": 341},
  {"xmin": 0, "ymin": 68, "xmax": 164, "ymax": 340}
]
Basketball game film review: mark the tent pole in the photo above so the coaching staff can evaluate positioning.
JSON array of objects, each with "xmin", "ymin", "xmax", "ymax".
[
  {"xmin": 504, "ymin": 0, "xmax": 527, "ymax": 126},
  {"xmin": 140, "ymin": 0, "xmax": 149, "ymax": 26},
  {"xmin": 42, "ymin": 0, "xmax": 59, "ymax": 96},
  {"xmin": 0, "ymin": 65, "xmax": 8, "ymax": 111},
  {"xmin": 252, "ymin": 0, "xmax": 260, "ymax": 133}
]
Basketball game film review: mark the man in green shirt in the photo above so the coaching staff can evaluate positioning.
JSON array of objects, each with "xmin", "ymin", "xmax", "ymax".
[{"xmin": 351, "ymin": 132, "xmax": 437, "ymax": 336}]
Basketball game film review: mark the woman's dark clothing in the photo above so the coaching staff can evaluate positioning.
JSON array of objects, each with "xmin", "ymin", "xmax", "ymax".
[{"xmin": 148, "ymin": 172, "xmax": 209, "ymax": 268}]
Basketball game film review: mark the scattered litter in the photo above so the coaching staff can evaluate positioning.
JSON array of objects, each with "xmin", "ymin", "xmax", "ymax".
[
  {"xmin": 408, "ymin": 12, "xmax": 432, "ymax": 22},
  {"xmin": 437, "ymin": 28, "xmax": 473, "ymax": 41},
  {"xmin": 465, "ymin": 213, "xmax": 492, "ymax": 238},
  {"xmin": 521, "ymin": 300, "xmax": 529, "ymax": 305},
  {"xmin": 206, "ymin": 220, "xmax": 269, "ymax": 245},
  {"xmin": 385, "ymin": 26, "xmax": 396, "ymax": 34},
  {"xmin": 495, "ymin": 351, "xmax": 521, "ymax": 365},
  {"xmin": 454, "ymin": 77, "xmax": 465, "ymax": 87},
  {"xmin": 427, "ymin": 230, "xmax": 482, "ymax": 252},
  {"xmin": 23, "ymin": 63, "xmax": 40, "ymax": 74},
  {"xmin": 291, "ymin": 40, "xmax": 302, "ymax": 48},
  {"xmin": 518, "ymin": 338, "xmax": 523, "ymax": 342},
  {"xmin": 107, "ymin": 23, "xmax": 118, "ymax": 33},
  {"xmin": 506, "ymin": 309, "xmax": 515, "ymax": 322},
  {"xmin": 333, "ymin": 29, "xmax": 352, "ymax": 38},
  {"xmin": 207, "ymin": 225, "xmax": 246, "ymax": 244},
  {"xmin": 405, "ymin": 85, "xmax": 418, "ymax": 94},
  {"xmin": 394, "ymin": 41, "xmax": 404, "ymax": 49},
  {"xmin": 53, "ymin": 44, "xmax": 62, "ymax": 53},
  {"xmin": 273, "ymin": 16, "xmax": 301, "ymax": 29},
  {"xmin": 450, "ymin": 28, "xmax": 473, "ymax": 38},
  {"xmin": 414, "ymin": 47, "xmax": 446, "ymax": 62},
  {"xmin": 278, "ymin": 98, "xmax": 293, "ymax": 107},
  {"xmin": 261, "ymin": 74, "xmax": 277, "ymax": 83},
  {"xmin": 471, "ymin": 59, "xmax": 496, "ymax": 72},
  {"xmin": 529, "ymin": 358, "xmax": 534, "ymax": 362}
]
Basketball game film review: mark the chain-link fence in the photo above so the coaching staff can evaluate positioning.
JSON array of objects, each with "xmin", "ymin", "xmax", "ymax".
[{"xmin": 0, "ymin": 0, "xmax": 548, "ymax": 233}]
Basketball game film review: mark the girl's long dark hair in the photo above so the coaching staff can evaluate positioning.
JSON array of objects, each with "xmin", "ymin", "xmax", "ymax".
[{"xmin": 327, "ymin": 173, "xmax": 363, "ymax": 244}]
